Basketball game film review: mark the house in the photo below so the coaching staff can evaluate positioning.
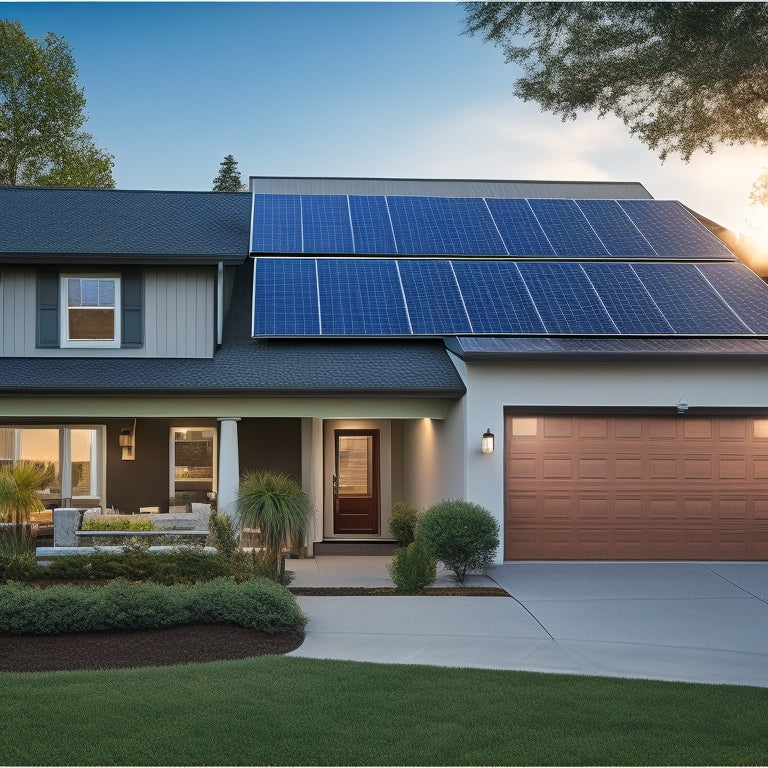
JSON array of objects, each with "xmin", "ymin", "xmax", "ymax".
[{"xmin": 2, "ymin": 177, "xmax": 767, "ymax": 561}]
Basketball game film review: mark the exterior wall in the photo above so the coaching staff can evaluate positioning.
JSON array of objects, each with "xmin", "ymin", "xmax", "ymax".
[
  {"xmin": 238, "ymin": 418, "xmax": 302, "ymax": 479},
  {"xmin": 458, "ymin": 359, "xmax": 768, "ymax": 562},
  {"xmin": 0, "ymin": 265, "xmax": 215, "ymax": 358}
]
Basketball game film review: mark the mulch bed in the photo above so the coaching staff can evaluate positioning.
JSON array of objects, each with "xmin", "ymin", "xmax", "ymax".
[{"xmin": 0, "ymin": 625, "xmax": 305, "ymax": 673}]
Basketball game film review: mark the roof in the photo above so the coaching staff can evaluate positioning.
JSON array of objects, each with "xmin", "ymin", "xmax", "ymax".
[
  {"xmin": 249, "ymin": 175, "xmax": 654, "ymax": 199},
  {"xmin": 0, "ymin": 187, "xmax": 252, "ymax": 265},
  {"xmin": 0, "ymin": 260, "xmax": 466, "ymax": 397}
]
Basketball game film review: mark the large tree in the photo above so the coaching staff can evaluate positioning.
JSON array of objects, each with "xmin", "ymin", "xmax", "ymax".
[
  {"xmin": 212, "ymin": 154, "xmax": 245, "ymax": 192},
  {"xmin": 0, "ymin": 19, "xmax": 114, "ymax": 188},
  {"xmin": 462, "ymin": 2, "xmax": 768, "ymax": 166}
]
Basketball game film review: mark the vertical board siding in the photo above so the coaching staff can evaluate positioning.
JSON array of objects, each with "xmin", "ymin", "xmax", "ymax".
[{"xmin": 2, "ymin": 266, "xmax": 215, "ymax": 359}]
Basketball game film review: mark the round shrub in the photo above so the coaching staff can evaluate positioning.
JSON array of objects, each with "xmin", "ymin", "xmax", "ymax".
[
  {"xmin": 418, "ymin": 500, "xmax": 499, "ymax": 584},
  {"xmin": 389, "ymin": 502, "xmax": 418, "ymax": 548},
  {"xmin": 387, "ymin": 537, "xmax": 436, "ymax": 593}
]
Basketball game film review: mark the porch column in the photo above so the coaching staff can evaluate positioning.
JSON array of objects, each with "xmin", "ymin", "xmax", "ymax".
[{"xmin": 217, "ymin": 417, "xmax": 241, "ymax": 521}]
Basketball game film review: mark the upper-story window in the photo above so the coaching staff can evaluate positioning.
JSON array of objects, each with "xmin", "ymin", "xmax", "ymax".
[{"xmin": 61, "ymin": 275, "xmax": 121, "ymax": 348}]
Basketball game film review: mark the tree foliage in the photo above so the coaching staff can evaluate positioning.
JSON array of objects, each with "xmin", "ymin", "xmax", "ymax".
[
  {"xmin": 212, "ymin": 153, "xmax": 245, "ymax": 191},
  {"xmin": 463, "ymin": 2, "xmax": 768, "ymax": 163},
  {"xmin": 0, "ymin": 19, "xmax": 114, "ymax": 187}
]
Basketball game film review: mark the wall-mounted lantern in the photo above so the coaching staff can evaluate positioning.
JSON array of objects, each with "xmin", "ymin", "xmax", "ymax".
[
  {"xmin": 119, "ymin": 419, "xmax": 136, "ymax": 461},
  {"xmin": 481, "ymin": 428, "xmax": 495, "ymax": 454}
]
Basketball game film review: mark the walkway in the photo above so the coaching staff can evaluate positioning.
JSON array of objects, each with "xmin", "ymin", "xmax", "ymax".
[{"xmin": 287, "ymin": 558, "xmax": 768, "ymax": 688}]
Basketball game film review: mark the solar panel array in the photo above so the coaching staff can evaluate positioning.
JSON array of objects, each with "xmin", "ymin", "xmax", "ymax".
[
  {"xmin": 251, "ymin": 194, "xmax": 734, "ymax": 260},
  {"xmin": 253, "ymin": 258, "xmax": 768, "ymax": 337}
]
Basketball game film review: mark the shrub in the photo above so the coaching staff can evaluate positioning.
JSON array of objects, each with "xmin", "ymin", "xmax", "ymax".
[
  {"xmin": 418, "ymin": 500, "xmax": 499, "ymax": 584},
  {"xmin": 387, "ymin": 537, "xmax": 436, "ymax": 594},
  {"xmin": 81, "ymin": 517, "xmax": 156, "ymax": 531},
  {"xmin": 208, "ymin": 508, "xmax": 239, "ymax": 559},
  {"xmin": 389, "ymin": 502, "xmax": 418, "ymax": 548},
  {"xmin": 0, "ymin": 525, "xmax": 40, "ymax": 582},
  {"xmin": 0, "ymin": 578, "xmax": 306, "ymax": 636}
]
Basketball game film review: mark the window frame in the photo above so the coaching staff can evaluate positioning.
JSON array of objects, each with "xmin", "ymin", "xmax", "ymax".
[{"xmin": 60, "ymin": 274, "xmax": 122, "ymax": 349}]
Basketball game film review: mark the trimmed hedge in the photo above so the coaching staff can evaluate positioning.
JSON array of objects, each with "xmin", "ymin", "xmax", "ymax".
[
  {"xmin": 0, "ymin": 578, "xmax": 306, "ymax": 636},
  {"xmin": 81, "ymin": 518, "xmax": 157, "ymax": 531}
]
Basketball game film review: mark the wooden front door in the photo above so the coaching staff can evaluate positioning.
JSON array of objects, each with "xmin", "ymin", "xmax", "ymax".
[{"xmin": 334, "ymin": 430, "xmax": 380, "ymax": 534}]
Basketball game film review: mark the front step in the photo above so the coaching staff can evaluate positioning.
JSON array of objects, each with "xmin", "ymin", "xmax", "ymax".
[{"xmin": 312, "ymin": 540, "xmax": 397, "ymax": 556}]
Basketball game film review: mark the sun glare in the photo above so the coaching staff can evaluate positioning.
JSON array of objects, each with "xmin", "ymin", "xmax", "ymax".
[{"xmin": 733, "ymin": 205, "xmax": 768, "ymax": 276}]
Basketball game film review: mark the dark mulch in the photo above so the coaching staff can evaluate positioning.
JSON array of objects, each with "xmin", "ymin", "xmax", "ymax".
[{"xmin": 0, "ymin": 625, "xmax": 305, "ymax": 673}]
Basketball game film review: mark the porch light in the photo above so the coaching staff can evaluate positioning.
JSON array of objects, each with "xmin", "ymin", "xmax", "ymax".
[
  {"xmin": 481, "ymin": 428, "xmax": 495, "ymax": 454},
  {"xmin": 119, "ymin": 420, "xmax": 136, "ymax": 461}
]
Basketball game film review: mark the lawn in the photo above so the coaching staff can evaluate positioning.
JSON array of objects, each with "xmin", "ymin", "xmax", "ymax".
[{"xmin": 2, "ymin": 656, "xmax": 767, "ymax": 765}]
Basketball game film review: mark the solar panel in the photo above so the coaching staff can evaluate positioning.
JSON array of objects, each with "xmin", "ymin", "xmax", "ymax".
[
  {"xmin": 484, "ymin": 198, "xmax": 554, "ymax": 256},
  {"xmin": 696, "ymin": 263, "xmax": 768, "ymax": 333},
  {"xmin": 527, "ymin": 199, "xmax": 610, "ymax": 257},
  {"xmin": 301, "ymin": 195, "xmax": 353, "ymax": 253},
  {"xmin": 397, "ymin": 260, "xmax": 472, "ymax": 334},
  {"xmin": 631, "ymin": 263, "xmax": 749, "ymax": 334},
  {"xmin": 348, "ymin": 195, "xmax": 397, "ymax": 254},
  {"xmin": 316, "ymin": 259, "xmax": 410, "ymax": 335},
  {"xmin": 517, "ymin": 262, "xmax": 618, "ymax": 333},
  {"xmin": 253, "ymin": 258, "xmax": 320, "ymax": 335},
  {"xmin": 451, "ymin": 260, "xmax": 546, "ymax": 333},
  {"xmin": 387, "ymin": 196, "xmax": 506, "ymax": 255},
  {"xmin": 251, "ymin": 194, "xmax": 302, "ymax": 253},
  {"xmin": 618, "ymin": 200, "xmax": 734, "ymax": 259},
  {"xmin": 575, "ymin": 200, "xmax": 656, "ymax": 257},
  {"xmin": 581, "ymin": 262, "xmax": 674, "ymax": 334}
]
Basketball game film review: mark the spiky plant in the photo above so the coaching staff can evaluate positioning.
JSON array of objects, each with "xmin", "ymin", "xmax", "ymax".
[
  {"xmin": 236, "ymin": 470, "xmax": 314, "ymax": 583},
  {"xmin": 0, "ymin": 463, "xmax": 46, "ymax": 526}
]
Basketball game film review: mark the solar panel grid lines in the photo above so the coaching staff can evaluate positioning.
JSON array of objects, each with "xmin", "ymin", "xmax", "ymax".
[
  {"xmin": 451, "ymin": 260, "xmax": 547, "ymax": 334},
  {"xmin": 483, "ymin": 198, "xmax": 556, "ymax": 257},
  {"xmin": 348, "ymin": 195, "xmax": 398, "ymax": 254},
  {"xmin": 393, "ymin": 261, "xmax": 414, "ymax": 334},
  {"xmin": 574, "ymin": 199, "xmax": 658, "ymax": 258},
  {"xmin": 526, "ymin": 199, "xmax": 611, "ymax": 258},
  {"xmin": 695, "ymin": 262, "xmax": 768, "ymax": 334},
  {"xmin": 398, "ymin": 260, "xmax": 471, "ymax": 334},
  {"xmin": 480, "ymin": 198, "xmax": 511, "ymax": 256},
  {"xmin": 581, "ymin": 262, "xmax": 674, "ymax": 334},
  {"xmin": 252, "ymin": 257, "xmax": 320, "ymax": 335},
  {"xmin": 576, "ymin": 265, "xmax": 622, "ymax": 334},
  {"xmin": 515, "ymin": 261, "xmax": 617, "ymax": 334},
  {"xmin": 251, "ymin": 194, "xmax": 302, "ymax": 253},
  {"xmin": 447, "ymin": 261, "xmax": 475, "ymax": 333},
  {"xmin": 300, "ymin": 195, "xmax": 354, "ymax": 253},
  {"xmin": 630, "ymin": 262, "xmax": 750, "ymax": 334},
  {"xmin": 617, "ymin": 199, "xmax": 734, "ymax": 259}
]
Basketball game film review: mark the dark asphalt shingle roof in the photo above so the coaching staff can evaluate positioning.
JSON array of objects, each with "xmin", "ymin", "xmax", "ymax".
[{"xmin": 0, "ymin": 187, "xmax": 252, "ymax": 264}]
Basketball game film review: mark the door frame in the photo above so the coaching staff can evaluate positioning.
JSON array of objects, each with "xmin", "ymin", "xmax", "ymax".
[{"xmin": 333, "ymin": 428, "xmax": 380, "ymax": 534}]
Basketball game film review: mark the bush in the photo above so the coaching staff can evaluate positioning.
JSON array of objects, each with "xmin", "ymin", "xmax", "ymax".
[
  {"xmin": 207, "ymin": 508, "xmax": 239, "ymax": 558},
  {"xmin": 81, "ymin": 517, "xmax": 156, "ymax": 531},
  {"xmin": 389, "ymin": 502, "xmax": 418, "ymax": 548},
  {"xmin": 418, "ymin": 500, "xmax": 499, "ymax": 584},
  {"xmin": 0, "ymin": 578, "xmax": 306, "ymax": 636},
  {"xmin": 387, "ymin": 537, "xmax": 436, "ymax": 593},
  {"xmin": 0, "ymin": 525, "xmax": 40, "ymax": 582}
]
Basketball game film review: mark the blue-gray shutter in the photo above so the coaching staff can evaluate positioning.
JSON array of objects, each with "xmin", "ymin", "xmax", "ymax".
[
  {"xmin": 37, "ymin": 270, "xmax": 60, "ymax": 348},
  {"xmin": 121, "ymin": 271, "xmax": 143, "ymax": 347}
]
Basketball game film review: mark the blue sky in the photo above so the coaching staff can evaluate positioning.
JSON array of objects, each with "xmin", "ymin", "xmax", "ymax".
[{"xmin": 5, "ymin": 1, "xmax": 767, "ymax": 238}]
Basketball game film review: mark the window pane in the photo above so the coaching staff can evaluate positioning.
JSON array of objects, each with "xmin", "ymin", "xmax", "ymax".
[
  {"xmin": 67, "ymin": 279, "xmax": 82, "ymax": 307},
  {"xmin": 18, "ymin": 429, "xmax": 61, "ymax": 498},
  {"xmin": 71, "ymin": 429, "xmax": 97, "ymax": 498},
  {"xmin": 338, "ymin": 436, "xmax": 372, "ymax": 498},
  {"xmin": 68, "ymin": 308, "xmax": 115, "ymax": 340},
  {"xmin": 172, "ymin": 428, "xmax": 216, "ymax": 502}
]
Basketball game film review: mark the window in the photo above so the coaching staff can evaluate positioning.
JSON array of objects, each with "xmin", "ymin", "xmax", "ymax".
[
  {"xmin": 0, "ymin": 426, "xmax": 104, "ymax": 505},
  {"xmin": 170, "ymin": 428, "xmax": 217, "ymax": 502},
  {"xmin": 61, "ymin": 275, "xmax": 121, "ymax": 347}
]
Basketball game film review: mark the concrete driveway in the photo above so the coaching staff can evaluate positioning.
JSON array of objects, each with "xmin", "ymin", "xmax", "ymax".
[{"xmin": 289, "ymin": 561, "xmax": 768, "ymax": 687}]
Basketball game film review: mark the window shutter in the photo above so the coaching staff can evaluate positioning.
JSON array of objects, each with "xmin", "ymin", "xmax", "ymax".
[
  {"xmin": 37, "ymin": 270, "xmax": 60, "ymax": 348},
  {"xmin": 121, "ymin": 271, "xmax": 143, "ymax": 348}
]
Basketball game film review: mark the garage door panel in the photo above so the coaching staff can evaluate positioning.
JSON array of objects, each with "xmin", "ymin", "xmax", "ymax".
[{"xmin": 505, "ymin": 414, "xmax": 768, "ymax": 560}]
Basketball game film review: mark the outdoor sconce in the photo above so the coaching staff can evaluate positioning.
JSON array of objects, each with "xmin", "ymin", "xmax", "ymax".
[
  {"xmin": 119, "ymin": 419, "xmax": 136, "ymax": 461},
  {"xmin": 481, "ymin": 428, "xmax": 495, "ymax": 454}
]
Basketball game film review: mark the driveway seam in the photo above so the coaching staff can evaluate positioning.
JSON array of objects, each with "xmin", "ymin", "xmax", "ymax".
[{"xmin": 699, "ymin": 563, "xmax": 768, "ymax": 606}]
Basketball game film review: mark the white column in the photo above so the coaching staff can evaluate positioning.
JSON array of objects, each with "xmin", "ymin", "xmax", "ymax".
[{"xmin": 217, "ymin": 417, "xmax": 241, "ymax": 521}]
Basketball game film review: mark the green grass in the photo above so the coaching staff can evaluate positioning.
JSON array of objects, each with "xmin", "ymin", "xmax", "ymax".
[{"xmin": 1, "ymin": 657, "xmax": 767, "ymax": 765}]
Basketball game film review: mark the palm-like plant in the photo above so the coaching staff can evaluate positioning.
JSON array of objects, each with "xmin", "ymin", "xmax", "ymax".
[
  {"xmin": 0, "ymin": 463, "xmax": 46, "ymax": 526},
  {"xmin": 235, "ymin": 469, "xmax": 314, "ymax": 583}
]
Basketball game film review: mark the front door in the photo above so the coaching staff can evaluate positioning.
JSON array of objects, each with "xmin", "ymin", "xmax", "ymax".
[{"xmin": 334, "ymin": 430, "xmax": 380, "ymax": 534}]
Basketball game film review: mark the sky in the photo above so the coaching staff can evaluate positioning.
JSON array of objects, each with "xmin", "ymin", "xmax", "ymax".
[{"xmin": 5, "ymin": 1, "xmax": 768, "ymax": 241}]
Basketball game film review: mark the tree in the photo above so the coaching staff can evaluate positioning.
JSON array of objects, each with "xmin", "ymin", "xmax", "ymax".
[
  {"xmin": 212, "ymin": 154, "xmax": 245, "ymax": 192},
  {"xmin": 0, "ymin": 19, "xmax": 115, "ymax": 188},
  {"xmin": 462, "ymin": 2, "xmax": 768, "ymax": 163}
]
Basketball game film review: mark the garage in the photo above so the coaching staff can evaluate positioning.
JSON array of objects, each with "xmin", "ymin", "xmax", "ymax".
[{"xmin": 505, "ymin": 414, "xmax": 768, "ymax": 560}]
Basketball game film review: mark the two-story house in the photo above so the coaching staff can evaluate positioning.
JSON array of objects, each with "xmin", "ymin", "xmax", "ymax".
[{"xmin": 2, "ymin": 177, "xmax": 768, "ymax": 561}]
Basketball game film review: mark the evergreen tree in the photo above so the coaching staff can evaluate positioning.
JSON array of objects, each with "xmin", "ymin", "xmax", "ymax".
[{"xmin": 212, "ymin": 154, "xmax": 245, "ymax": 192}]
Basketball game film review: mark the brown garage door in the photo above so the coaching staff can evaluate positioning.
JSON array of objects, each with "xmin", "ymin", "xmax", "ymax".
[{"xmin": 505, "ymin": 414, "xmax": 768, "ymax": 560}]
